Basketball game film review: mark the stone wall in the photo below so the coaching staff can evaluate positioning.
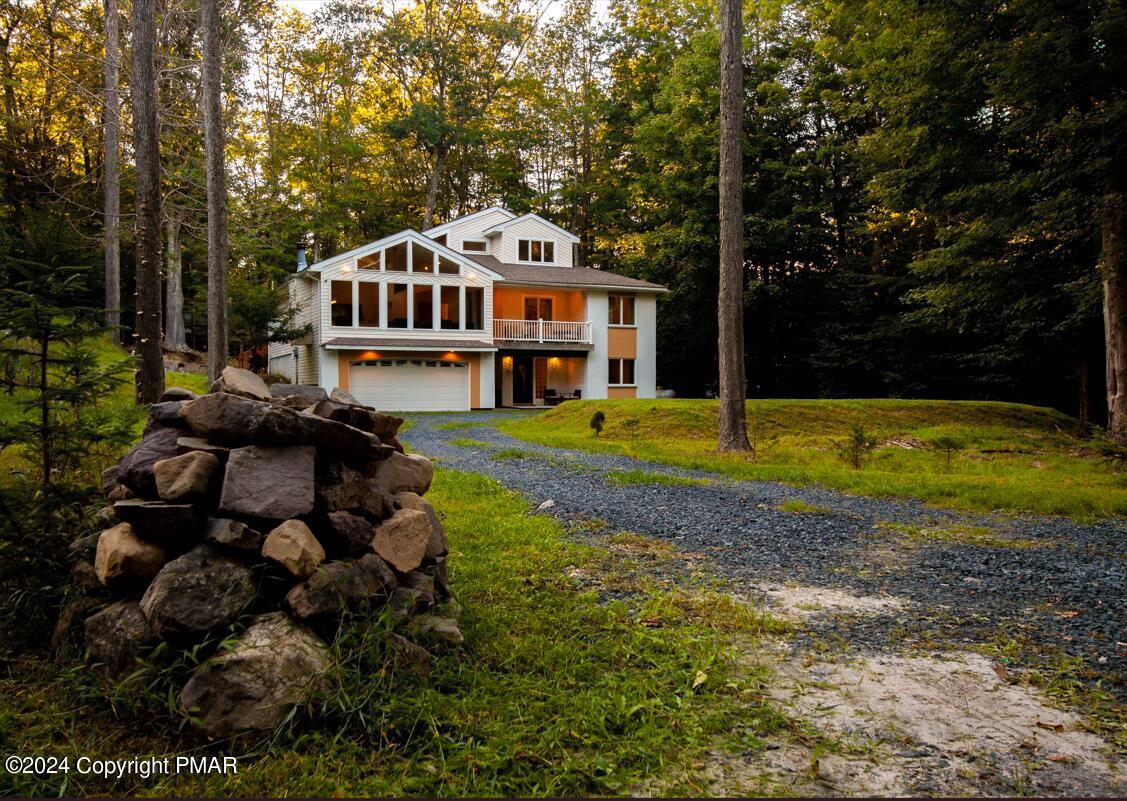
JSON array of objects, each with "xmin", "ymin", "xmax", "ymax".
[{"xmin": 76, "ymin": 368, "xmax": 460, "ymax": 739}]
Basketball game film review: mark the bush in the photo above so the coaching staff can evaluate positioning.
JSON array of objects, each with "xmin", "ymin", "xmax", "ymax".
[
  {"xmin": 834, "ymin": 423, "xmax": 878, "ymax": 469},
  {"xmin": 590, "ymin": 410, "xmax": 606, "ymax": 437},
  {"xmin": 929, "ymin": 434, "xmax": 966, "ymax": 471}
]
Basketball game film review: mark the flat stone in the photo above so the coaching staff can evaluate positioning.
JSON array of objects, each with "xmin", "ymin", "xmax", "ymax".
[
  {"xmin": 396, "ymin": 491, "xmax": 448, "ymax": 558},
  {"xmin": 139, "ymin": 545, "xmax": 256, "ymax": 639},
  {"xmin": 271, "ymin": 384, "xmax": 328, "ymax": 402},
  {"xmin": 210, "ymin": 365, "xmax": 272, "ymax": 401},
  {"xmin": 387, "ymin": 632, "xmax": 432, "ymax": 677},
  {"xmin": 285, "ymin": 554, "xmax": 397, "ymax": 620},
  {"xmin": 176, "ymin": 436, "xmax": 230, "ymax": 459},
  {"xmin": 219, "ymin": 445, "xmax": 315, "ymax": 520},
  {"xmin": 316, "ymin": 461, "xmax": 395, "ymax": 520},
  {"xmin": 94, "ymin": 522, "xmax": 168, "ymax": 587},
  {"xmin": 203, "ymin": 517, "xmax": 262, "ymax": 552},
  {"xmin": 411, "ymin": 615, "xmax": 464, "ymax": 647},
  {"xmin": 148, "ymin": 401, "xmax": 188, "ymax": 428},
  {"xmin": 159, "ymin": 386, "xmax": 198, "ymax": 402},
  {"xmin": 324, "ymin": 510, "xmax": 376, "ymax": 558},
  {"xmin": 262, "ymin": 520, "xmax": 325, "ymax": 579},
  {"xmin": 371, "ymin": 509, "xmax": 431, "ymax": 573},
  {"xmin": 84, "ymin": 600, "xmax": 156, "ymax": 673},
  {"xmin": 330, "ymin": 387, "xmax": 365, "ymax": 406},
  {"xmin": 310, "ymin": 400, "xmax": 403, "ymax": 440},
  {"xmin": 112, "ymin": 499, "xmax": 199, "ymax": 543},
  {"xmin": 181, "ymin": 393, "xmax": 393, "ymax": 462},
  {"xmin": 373, "ymin": 451, "xmax": 434, "ymax": 496},
  {"xmin": 115, "ymin": 425, "xmax": 183, "ymax": 497},
  {"xmin": 179, "ymin": 612, "xmax": 328, "ymax": 738},
  {"xmin": 154, "ymin": 450, "xmax": 220, "ymax": 501}
]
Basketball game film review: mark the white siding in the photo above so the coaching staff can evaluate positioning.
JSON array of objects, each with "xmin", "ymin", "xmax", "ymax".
[
  {"xmin": 635, "ymin": 294, "xmax": 657, "ymax": 398},
  {"xmin": 495, "ymin": 217, "xmax": 574, "ymax": 267},
  {"xmin": 478, "ymin": 352, "xmax": 496, "ymax": 409},
  {"xmin": 428, "ymin": 208, "xmax": 513, "ymax": 255},
  {"xmin": 584, "ymin": 289, "xmax": 609, "ymax": 398}
]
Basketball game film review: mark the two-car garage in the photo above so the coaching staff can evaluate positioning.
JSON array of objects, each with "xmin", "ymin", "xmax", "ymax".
[{"xmin": 347, "ymin": 358, "xmax": 471, "ymax": 412}]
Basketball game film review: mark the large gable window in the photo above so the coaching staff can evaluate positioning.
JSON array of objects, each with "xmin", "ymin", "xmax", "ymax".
[{"xmin": 517, "ymin": 239, "xmax": 555, "ymax": 264}]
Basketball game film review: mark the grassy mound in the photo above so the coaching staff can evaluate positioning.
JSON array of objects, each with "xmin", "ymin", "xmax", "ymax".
[{"xmin": 500, "ymin": 399, "xmax": 1126, "ymax": 519}]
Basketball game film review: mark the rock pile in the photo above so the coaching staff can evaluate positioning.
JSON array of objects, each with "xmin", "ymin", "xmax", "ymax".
[{"xmin": 77, "ymin": 367, "xmax": 460, "ymax": 739}]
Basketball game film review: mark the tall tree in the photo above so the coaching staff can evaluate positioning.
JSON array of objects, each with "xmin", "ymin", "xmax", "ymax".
[
  {"xmin": 131, "ymin": 0, "xmax": 164, "ymax": 403},
  {"xmin": 202, "ymin": 0, "xmax": 228, "ymax": 382},
  {"xmin": 716, "ymin": 0, "xmax": 749, "ymax": 450},
  {"xmin": 102, "ymin": 0, "xmax": 120, "ymax": 342},
  {"xmin": 163, "ymin": 207, "xmax": 188, "ymax": 350}
]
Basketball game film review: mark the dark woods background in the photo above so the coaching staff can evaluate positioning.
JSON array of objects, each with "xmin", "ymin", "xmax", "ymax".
[{"xmin": 2, "ymin": 0, "xmax": 1120, "ymax": 421}]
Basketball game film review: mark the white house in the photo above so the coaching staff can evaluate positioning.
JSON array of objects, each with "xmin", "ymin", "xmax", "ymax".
[{"xmin": 268, "ymin": 207, "xmax": 666, "ymax": 412}]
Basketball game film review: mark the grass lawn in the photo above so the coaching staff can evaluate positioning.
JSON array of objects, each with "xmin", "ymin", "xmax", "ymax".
[
  {"xmin": 498, "ymin": 399, "xmax": 1127, "ymax": 520},
  {"xmin": 0, "ymin": 469, "xmax": 788, "ymax": 797}
]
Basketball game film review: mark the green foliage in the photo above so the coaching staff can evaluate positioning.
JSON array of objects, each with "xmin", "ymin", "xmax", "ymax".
[
  {"xmin": 590, "ymin": 409, "xmax": 606, "ymax": 436},
  {"xmin": 928, "ymin": 434, "xmax": 967, "ymax": 471},
  {"xmin": 834, "ymin": 424, "xmax": 878, "ymax": 469}
]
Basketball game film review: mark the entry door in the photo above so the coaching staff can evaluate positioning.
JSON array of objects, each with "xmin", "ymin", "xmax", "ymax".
[
  {"xmin": 533, "ymin": 357, "xmax": 548, "ymax": 404},
  {"xmin": 523, "ymin": 297, "xmax": 553, "ymax": 321},
  {"xmin": 512, "ymin": 354, "xmax": 533, "ymax": 405}
]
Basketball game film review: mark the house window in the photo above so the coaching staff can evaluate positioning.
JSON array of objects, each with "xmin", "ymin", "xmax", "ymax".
[
  {"xmin": 465, "ymin": 287, "xmax": 484, "ymax": 330},
  {"xmin": 330, "ymin": 281, "xmax": 353, "ymax": 326},
  {"xmin": 440, "ymin": 285, "xmax": 460, "ymax": 330},
  {"xmin": 414, "ymin": 284, "xmax": 434, "ymax": 329},
  {"xmin": 517, "ymin": 239, "xmax": 555, "ymax": 264},
  {"xmin": 433, "ymin": 234, "xmax": 447, "ymax": 246},
  {"xmin": 609, "ymin": 295, "xmax": 635, "ymax": 326},
  {"xmin": 608, "ymin": 358, "xmax": 635, "ymax": 386},
  {"xmin": 462, "ymin": 239, "xmax": 487, "ymax": 253},
  {"xmin": 523, "ymin": 296, "xmax": 553, "ymax": 320},
  {"xmin": 438, "ymin": 254, "xmax": 460, "ymax": 274},
  {"xmin": 385, "ymin": 242, "xmax": 408, "ymax": 272},
  {"xmin": 357, "ymin": 251, "xmax": 381, "ymax": 270},
  {"xmin": 357, "ymin": 282, "xmax": 379, "ymax": 327},
  {"xmin": 387, "ymin": 283, "xmax": 408, "ymax": 328},
  {"xmin": 412, "ymin": 242, "xmax": 435, "ymax": 273}
]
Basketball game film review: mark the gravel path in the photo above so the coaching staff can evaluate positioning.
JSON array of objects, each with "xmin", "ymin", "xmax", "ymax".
[{"xmin": 403, "ymin": 410, "xmax": 1127, "ymax": 699}]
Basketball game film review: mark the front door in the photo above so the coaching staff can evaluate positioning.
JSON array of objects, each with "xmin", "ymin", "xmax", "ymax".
[
  {"xmin": 512, "ymin": 354, "xmax": 534, "ymax": 405},
  {"xmin": 523, "ymin": 296, "xmax": 553, "ymax": 321}
]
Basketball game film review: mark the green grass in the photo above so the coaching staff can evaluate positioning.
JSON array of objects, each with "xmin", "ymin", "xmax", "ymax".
[
  {"xmin": 606, "ymin": 469, "xmax": 709, "ymax": 487},
  {"xmin": 876, "ymin": 521, "xmax": 1050, "ymax": 549},
  {"xmin": 449, "ymin": 437, "xmax": 492, "ymax": 448},
  {"xmin": 0, "ymin": 469, "xmax": 787, "ymax": 797},
  {"xmin": 778, "ymin": 499, "xmax": 831, "ymax": 515},
  {"xmin": 499, "ymin": 399, "xmax": 1126, "ymax": 520}
]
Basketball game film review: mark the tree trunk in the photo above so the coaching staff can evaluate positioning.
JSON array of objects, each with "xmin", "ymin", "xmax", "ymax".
[
  {"xmin": 1102, "ymin": 169, "xmax": 1127, "ymax": 440},
  {"xmin": 131, "ymin": 0, "xmax": 164, "ymax": 404},
  {"xmin": 202, "ymin": 0, "xmax": 228, "ymax": 382},
  {"xmin": 422, "ymin": 150, "xmax": 445, "ymax": 231},
  {"xmin": 164, "ymin": 210, "xmax": 188, "ymax": 351},
  {"xmin": 716, "ymin": 0, "xmax": 749, "ymax": 452},
  {"xmin": 103, "ymin": 0, "xmax": 120, "ymax": 342}
]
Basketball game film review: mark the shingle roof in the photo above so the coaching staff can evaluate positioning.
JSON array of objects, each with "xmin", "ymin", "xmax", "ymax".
[{"xmin": 466, "ymin": 255, "xmax": 667, "ymax": 291}]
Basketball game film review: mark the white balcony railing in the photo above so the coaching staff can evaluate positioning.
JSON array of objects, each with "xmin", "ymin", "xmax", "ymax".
[{"xmin": 493, "ymin": 319, "xmax": 593, "ymax": 344}]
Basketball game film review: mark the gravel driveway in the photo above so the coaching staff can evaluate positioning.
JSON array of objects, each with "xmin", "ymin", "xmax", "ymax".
[{"xmin": 403, "ymin": 410, "xmax": 1127, "ymax": 701}]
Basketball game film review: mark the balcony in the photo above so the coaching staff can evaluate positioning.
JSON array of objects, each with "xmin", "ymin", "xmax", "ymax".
[{"xmin": 493, "ymin": 319, "xmax": 593, "ymax": 344}]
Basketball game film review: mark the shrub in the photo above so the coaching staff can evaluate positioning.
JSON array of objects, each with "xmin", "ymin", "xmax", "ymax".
[
  {"xmin": 590, "ymin": 410, "xmax": 606, "ymax": 437},
  {"xmin": 929, "ymin": 434, "xmax": 966, "ymax": 471},
  {"xmin": 620, "ymin": 417, "xmax": 640, "ymax": 440},
  {"xmin": 834, "ymin": 423, "xmax": 878, "ymax": 469}
]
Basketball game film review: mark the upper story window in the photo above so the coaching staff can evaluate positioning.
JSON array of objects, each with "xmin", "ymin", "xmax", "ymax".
[
  {"xmin": 609, "ymin": 295, "xmax": 635, "ymax": 326},
  {"xmin": 351, "ymin": 238, "xmax": 461, "ymax": 275},
  {"xmin": 461, "ymin": 239, "xmax": 488, "ymax": 253},
  {"xmin": 518, "ymin": 239, "xmax": 555, "ymax": 264}
]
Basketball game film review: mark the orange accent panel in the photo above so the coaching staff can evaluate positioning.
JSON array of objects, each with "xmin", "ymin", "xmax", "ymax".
[
  {"xmin": 608, "ymin": 386, "xmax": 637, "ymax": 400},
  {"xmin": 468, "ymin": 353, "xmax": 480, "ymax": 408},
  {"xmin": 607, "ymin": 327, "xmax": 637, "ymax": 359},
  {"xmin": 493, "ymin": 286, "xmax": 586, "ymax": 322},
  {"xmin": 337, "ymin": 352, "xmax": 349, "ymax": 391}
]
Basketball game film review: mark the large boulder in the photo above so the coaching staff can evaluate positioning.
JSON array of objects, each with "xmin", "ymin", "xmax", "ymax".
[
  {"xmin": 147, "ymin": 401, "xmax": 188, "ymax": 429},
  {"xmin": 179, "ymin": 612, "xmax": 328, "ymax": 738},
  {"xmin": 396, "ymin": 492, "xmax": 448, "ymax": 558},
  {"xmin": 112, "ymin": 499, "xmax": 199, "ymax": 544},
  {"xmin": 219, "ymin": 445, "xmax": 315, "ymax": 520},
  {"xmin": 181, "ymin": 393, "xmax": 393, "ymax": 462},
  {"xmin": 315, "ymin": 461, "xmax": 395, "ymax": 521},
  {"xmin": 115, "ymin": 426, "xmax": 183, "ymax": 497},
  {"xmin": 139, "ymin": 545, "xmax": 256, "ymax": 639},
  {"xmin": 330, "ymin": 387, "xmax": 364, "ymax": 405},
  {"xmin": 310, "ymin": 400, "xmax": 403, "ymax": 441},
  {"xmin": 210, "ymin": 366, "xmax": 272, "ymax": 402},
  {"xmin": 270, "ymin": 384, "xmax": 328, "ymax": 403},
  {"xmin": 154, "ymin": 451, "xmax": 220, "ymax": 502},
  {"xmin": 94, "ymin": 523, "xmax": 168, "ymax": 587},
  {"xmin": 371, "ymin": 508, "xmax": 431, "ymax": 573},
  {"xmin": 203, "ymin": 517, "xmax": 262, "ymax": 553},
  {"xmin": 373, "ymin": 452, "xmax": 434, "ymax": 496},
  {"xmin": 158, "ymin": 386, "xmax": 198, "ymax": 403},
  {"xmin": 286, "ymin": 554, "xmax": 397, "ymax": 621},
  {"xmin": 176, "ymin": 436, "xmax": 230, "ymax": 459},
  {"xmin": 84, "ymin": 600, "xmax": 156, "ymax": 672},
  {"xmin": 262, "ymin": 520, "xmax": 325, "ymax": 579},
  {"xmin": 323, "ymin": 511, "xmax": 376, "ymax": 558}
]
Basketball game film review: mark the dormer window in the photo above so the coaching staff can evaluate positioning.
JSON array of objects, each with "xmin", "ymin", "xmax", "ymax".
[
  {"xmin": 518, "ymin": 239, "xmax": 555, "ymax": 264},
  {"xmin": 461, "ymin": 239, "xmax": 488, "ymax": 253}
]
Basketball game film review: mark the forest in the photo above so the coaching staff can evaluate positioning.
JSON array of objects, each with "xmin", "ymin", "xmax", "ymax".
[{"xmin": 0, "ymin": 0, "xmax": 1123, "ymax": 419}]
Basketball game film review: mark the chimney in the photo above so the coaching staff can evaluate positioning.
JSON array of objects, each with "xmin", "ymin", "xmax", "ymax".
[{"xmin": 296, "ymin": 241, "xmax": 308, "ymax": 271}]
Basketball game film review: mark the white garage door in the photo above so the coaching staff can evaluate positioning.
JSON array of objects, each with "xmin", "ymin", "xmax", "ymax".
[{"xmin": 348, "ymin": 359, "xmax": 470, "ymax": 412}]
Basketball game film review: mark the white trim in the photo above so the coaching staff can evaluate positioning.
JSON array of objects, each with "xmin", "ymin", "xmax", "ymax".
[
  {"xmin": 482, "ymin": 212, "xmax": 581, "ymax": 243},
  {"xmin": 306, "ymin": 228, "xmax": 504, "ymax": 281},
  {"xmin": 423, "ymin": 206, "xmax": 517, "ymax": 238},
  {"xmin": 325, "ymin": 343, "xmax": 498, "ymax": 352},
  {"xmin": 515, "ymin": 238, "xmax": 558, "ymax": 265},
  {"xmin": 498, "ymin": 278, "xmax": 666, "ymax": 293}
]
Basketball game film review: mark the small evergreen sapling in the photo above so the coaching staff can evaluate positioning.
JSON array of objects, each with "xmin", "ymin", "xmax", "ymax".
[
  {"xmin": 590, "ymin": 410, "xmax": 606, "ymax": 437},
  {"xmin": 835, "ymin": 424, "xmax": 878, "ymax": 469},
  {"xmin": 929, "ymin": 434, "xmax": 966, "ymax": 471}
]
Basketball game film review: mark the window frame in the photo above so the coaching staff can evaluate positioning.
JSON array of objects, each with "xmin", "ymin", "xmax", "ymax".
[
  {"xmin": 608, "ymin": 357, "xmax": 636, "ymax": 387},
  {"xmin": 516, "ymin": 238, "xmax": 556, "ymax": 264},
  {"xmin": 461, "ymin": 239, "xmax": 488, "ymax": 253},
  {"xmin": 608, "ymin": 294, "xmax": 636, "ymax": 327}
]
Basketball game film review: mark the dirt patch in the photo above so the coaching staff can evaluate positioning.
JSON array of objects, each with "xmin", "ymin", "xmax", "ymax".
[
  {"xmin": 709, "ymin": 651, "xmax": 1125, "ymax": 796},
  {"xmin": 755, "ymin": 582, "xmax": 908, "ymax": 619}
]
